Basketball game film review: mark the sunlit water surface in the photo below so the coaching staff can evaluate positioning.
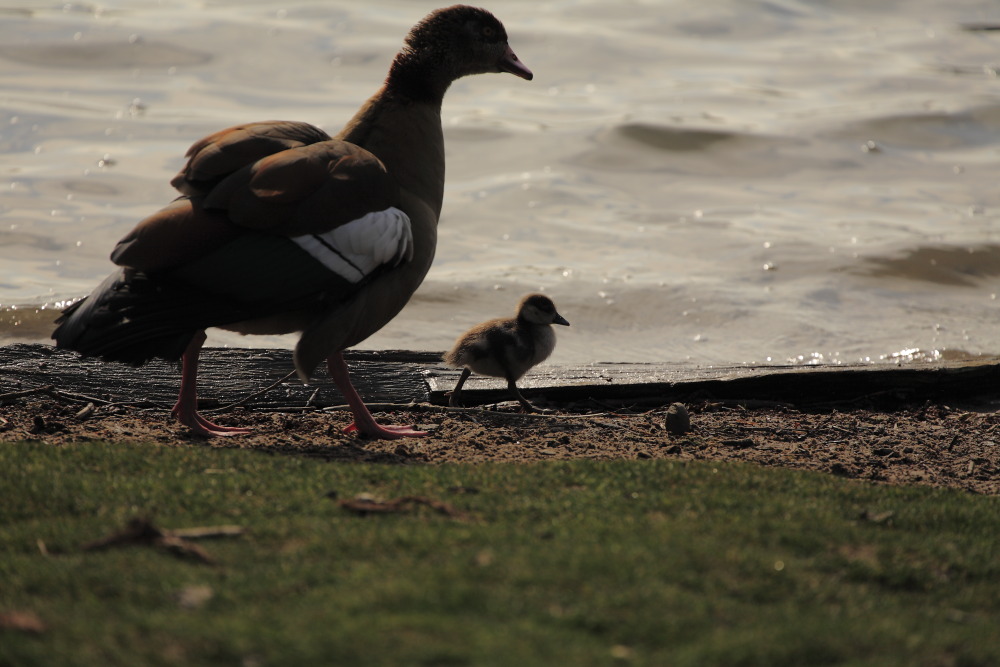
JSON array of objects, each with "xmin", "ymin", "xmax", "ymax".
[{"xmin": 3, "ymin": 0, "xmax": 1000, "ymax": 367}]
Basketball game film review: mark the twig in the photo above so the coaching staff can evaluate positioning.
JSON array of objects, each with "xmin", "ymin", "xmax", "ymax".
[
  {"xmin": 587, "ymin": 398, "xmax": 627, "ymax": 412},
  {"xmin": 0, "ymin": 385, "xmax": 56, "ymax": 401},
  {"xmin": 81, "ymin": 517, "xmax": 243, "ymax": 565},
  {"xmin": 323, "ymin": 403, "xmax": 610, "ymax": 423},
  {"xmin": 735, "ymin": 426, "xmax": 811, "ymax": 434},
  {"xmin": 304, "ymin": 387, "xmax": 321, "ymax": 408},
  {"xmin": 205, "ymin": 369, "xmax": 298, "ymax": 413},
  {"xmin": 709, "ymin": 398, "xmax": 796, "ymax": 410},
  {"xmin": 49, "ymin": 389, "xmax": 169, "ymax": 409},
  {"xmin": 323, "ymin": 401, "xmax": 430, "ymax": 414},
  {"xmin": 250, "ymin": 406, "xmax": 322, "ymax": 413},
  {"xmin": 49, "ymin": 395, "xmax": 170, "ymax": 410},
  {"xmin": 100, "ymin": 399, "xmax": 171, "ymax": 409},
  {"xmin": 44, "ymin": 388, "xmax": 109, "ymax": 405},
  {"xmin": 1, "ymin": 384, "xmax": 168, "ymax": 409}
]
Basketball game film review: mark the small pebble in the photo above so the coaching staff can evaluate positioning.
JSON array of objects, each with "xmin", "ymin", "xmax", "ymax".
[{"xmin": 665, "ymin": 402, "xmax": 691, "ymax": 435}]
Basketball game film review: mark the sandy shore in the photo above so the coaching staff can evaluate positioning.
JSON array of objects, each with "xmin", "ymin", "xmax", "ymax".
[{"xmin": 3, "ymin": 394, "xmax": 997, "ymax": 496}]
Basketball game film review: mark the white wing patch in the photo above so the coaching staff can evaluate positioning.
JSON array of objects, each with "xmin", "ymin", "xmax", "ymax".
[{"xmin": 290, "ymin": 207, "xmax": 413, "ymax": 283}]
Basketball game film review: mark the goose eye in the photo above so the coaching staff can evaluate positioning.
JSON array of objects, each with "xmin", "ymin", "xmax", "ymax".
[{"xmin": 482, "ymin": 26, "xmax": 495, "ymax": 38}]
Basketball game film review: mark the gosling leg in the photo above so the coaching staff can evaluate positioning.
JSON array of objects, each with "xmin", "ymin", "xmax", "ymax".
[
  {"xmin": 507, "ymin": 378, "xmax": 537, "ymax": 413},
  {"xmin": 448, "ymin": 367, "xmax": 472, "ymax": 407}
]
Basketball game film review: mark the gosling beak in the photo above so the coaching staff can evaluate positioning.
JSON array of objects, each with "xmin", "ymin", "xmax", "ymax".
[{"xmin": 499, "ymin": 45, "xmax": 533, "ymax": 80}]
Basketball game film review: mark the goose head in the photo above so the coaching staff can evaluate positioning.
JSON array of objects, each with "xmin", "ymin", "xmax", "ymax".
[
  {"xmin": 388, "ymin": 5, "xmax": 533, "ymax": 100},
  {"xmin": 517, "ymin": 294, "xmax": 570, "ymax": 327}
]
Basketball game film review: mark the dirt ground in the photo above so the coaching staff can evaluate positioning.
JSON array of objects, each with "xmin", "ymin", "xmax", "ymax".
[{"xmin": 3, "ymin": 393, "xmax": 998, "ymax": 496}]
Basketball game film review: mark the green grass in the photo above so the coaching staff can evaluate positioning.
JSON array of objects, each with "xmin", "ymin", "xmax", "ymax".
[{"xmin": 1, "ymin": 440, "xmax": 998, "ymax": 667}]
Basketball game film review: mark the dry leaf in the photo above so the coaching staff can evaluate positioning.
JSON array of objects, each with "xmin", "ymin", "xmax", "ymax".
[
  {"xmin": 0, "ymin": 611, "xmax": 46, "ymax": 634},
  {"xmin": 337, "ymin": 495, "xmax": 474, "ymax": 521}
]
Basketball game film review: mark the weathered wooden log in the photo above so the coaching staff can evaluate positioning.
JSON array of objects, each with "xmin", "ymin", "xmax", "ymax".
[
  {"xmin": 2, "ymin": 343, "xmax": 1000, "ymax": 412},
  {"xmin": 0, "ymin": 343, "xmax": 431, "ymax": 410},
  {"xmin": 425, "ymin": 359, "xmax": 1000, "ymax": 409}
]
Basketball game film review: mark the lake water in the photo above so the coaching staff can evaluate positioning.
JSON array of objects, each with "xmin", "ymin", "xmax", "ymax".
[{"xmin": 3, "ymin": 0, "xmax": 1000, "ymax": 367}]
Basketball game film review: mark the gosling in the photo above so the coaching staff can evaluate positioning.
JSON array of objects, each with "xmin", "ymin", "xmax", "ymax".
[{"xmin": 444, "ymin": 294, "xmax": 569, "ymax": 411}]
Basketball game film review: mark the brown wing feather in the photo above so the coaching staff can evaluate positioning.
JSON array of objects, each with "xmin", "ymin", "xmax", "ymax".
[
  {"xmin": 116, "ymin": 120, "xmax": 401, "ymax": 271},
  {"xmin": 171, "ymin": 121, "xmax": 333, "ymax": 196},
  {"xmin": 109, "ymin": 197, "xmax": 240, "ymax": 272},
  {"xmin": 201, "ymin": 140, "xmax": 400, "ymax": 236}
]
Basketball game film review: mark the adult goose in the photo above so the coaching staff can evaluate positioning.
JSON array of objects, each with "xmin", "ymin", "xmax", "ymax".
[
  {"xmin": 444, "ymin": 294, "xmax": 569, "ymax": 411},
  {"xmin": 52, "ymin": 5, "xmax": 533, "ymax": 439}
]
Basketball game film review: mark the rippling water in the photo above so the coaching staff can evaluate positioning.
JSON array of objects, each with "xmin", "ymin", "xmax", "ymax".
[{"xmin": 3, "ymin": 0, "xmax": 1000, "ymax": 366}]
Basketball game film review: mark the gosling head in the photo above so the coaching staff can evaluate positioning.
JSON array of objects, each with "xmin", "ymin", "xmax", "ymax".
[{"xmin": 517, "ymin": 294, "xmax": 570, "ymax": 327}]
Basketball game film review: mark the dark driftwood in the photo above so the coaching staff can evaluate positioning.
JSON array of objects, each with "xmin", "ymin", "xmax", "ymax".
[
  {"xmin": 0, "ymin": 343, "xmax": 431, "ymax": 410},
  {"xmin": 425, "ymin": 359, "xmax": 1000, "ymax": 409},
  {"xmin": 2, "ymin": 343, "xmax": 1000, "ymax": 412}
]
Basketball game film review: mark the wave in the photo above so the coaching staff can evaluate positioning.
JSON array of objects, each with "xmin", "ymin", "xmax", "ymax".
[{"xmin": 856, "ymin": 244, "xmax": 1000, "ymax": 286}]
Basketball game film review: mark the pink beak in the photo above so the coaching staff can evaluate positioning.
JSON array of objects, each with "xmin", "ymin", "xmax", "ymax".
[{"xmin": 499, "ymin": 45, "xmax": 533, "ymax": 80}]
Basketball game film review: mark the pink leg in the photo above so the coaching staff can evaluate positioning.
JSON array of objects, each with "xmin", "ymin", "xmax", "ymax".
[
  {"xmin": 327, "ymin": 352, "xmax": 427, "ymax": 439},
  {"xmin": 171, "ymin": 331, "xmax": 251, "ymax": 437}
]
